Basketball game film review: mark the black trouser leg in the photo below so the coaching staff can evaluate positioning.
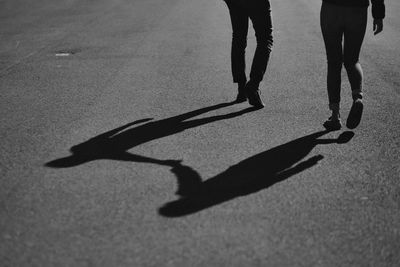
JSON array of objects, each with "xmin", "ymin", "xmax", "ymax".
[
  {"xmin": 248, "ymin": 2, "xmax": 273, "ymax": 86},
  {"xmin": 225, "ymin": 1, "xmax": 249, "ymax": 84},
  {"xmin": 343, "ymin": 7, "xmax": 367, "ymax": 100}
]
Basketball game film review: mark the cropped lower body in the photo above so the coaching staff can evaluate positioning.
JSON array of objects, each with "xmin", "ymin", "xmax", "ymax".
[
  {"xmin": 320, "ymin": 2, "xmax": 367, "ymax": 111},
  {"xmin": 224, "ymin": 0, "xmax": 273, "ymax": 86}
]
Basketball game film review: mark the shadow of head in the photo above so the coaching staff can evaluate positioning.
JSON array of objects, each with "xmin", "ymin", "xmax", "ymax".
[{"xmin": 45, "ymin": 118, "xmax": 154, "ymax": 168}]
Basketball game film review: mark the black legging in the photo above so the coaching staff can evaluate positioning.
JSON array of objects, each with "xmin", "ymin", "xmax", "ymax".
[
  {"xmin": 320, "ymin": 2, "xmax": 367, "ymax": 110},
  {"xmin": 224, "ymin": 0, "xmax": 273, "ymax": 85}
]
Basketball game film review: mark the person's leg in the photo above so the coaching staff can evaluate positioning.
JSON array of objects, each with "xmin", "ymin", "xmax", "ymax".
[
  {"xmin": 343, "ymin": 6, "xmax": 367, "ymax": 129},
  {"xmin": 320, "ymin": 2, "xmax": 344, "ymax": 129},
  {"xmin": 242, "ymin": 0, "xmax": 272, "ymax": 108},
  {"xmin": 225, "ymin": 0, "xmax": 249, "ymax": 88},
  {"xmin": 247, "ymin": 0, "xmax": 273, "ymax": 88},
  {"xmin": 343, "ymin": 6, "xmax": 367, "ymax": 100}
]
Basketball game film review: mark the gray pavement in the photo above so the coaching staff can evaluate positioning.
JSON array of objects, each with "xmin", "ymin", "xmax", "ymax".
[{"xmin": 1, "ymin": 0, "xmax": 399, "ymax": 266}]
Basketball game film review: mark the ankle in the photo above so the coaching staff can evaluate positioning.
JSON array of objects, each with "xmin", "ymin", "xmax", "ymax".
[
  {"xmin": 246, "ymin": 81, "xmax": 260, "ymax": 92},
  {"xmin": 329, "ymin": 103, "xmax": 340, "ymax": 119},
  {"xmin": 352, "ymin": 90, "xmax": 363, "ymax": 101},
  {"xmin": 331, "ymin": 112, "xmax": 340, "ymax": 120}
]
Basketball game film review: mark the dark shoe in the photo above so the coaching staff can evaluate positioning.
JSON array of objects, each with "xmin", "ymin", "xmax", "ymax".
[
  {"xmin": 247, "ymin": 90, "xmax": 265, "ymax": 108},
  {"xmin": 245, "ymin": 81, "xmax": 265, "ymax": 108},
  {"xmin": 323, "ymin": 117, "xmax": 342, "ymax": 131},
  {"xmin": 235, "ymin": 83, "xmax": 247, "ymax": 103},
  {"xmin": 235, "ymin": 91, "xmax": 247, "ymax": 103},
  {"xmin": 346, "ymin": 99, "xmax": 363, "ymax": 129}
]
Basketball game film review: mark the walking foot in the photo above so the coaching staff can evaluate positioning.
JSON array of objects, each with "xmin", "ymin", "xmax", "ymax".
[
  {"xmin": 235, "ymin": 83, "xmax": 247, "ymax": 103},
  {"xmin": 346, "ymin": 98, "xmax": 363, "ymax": 129},
  {"xmin": 247, "ymin": 90, "xmax": 265, "ymax": 108},
  {"xmin": 235, "ymin": 92, "xmax": 247, "ymax": 103},
  {"xmin": 323, "ymin": 117, "xmax": 342, "ymax": 131}
]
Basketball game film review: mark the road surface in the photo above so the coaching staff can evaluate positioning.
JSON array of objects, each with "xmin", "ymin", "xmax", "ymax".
[{"xmin": 1, "ymin": 0, "xmax": 399, "ymax": 266}]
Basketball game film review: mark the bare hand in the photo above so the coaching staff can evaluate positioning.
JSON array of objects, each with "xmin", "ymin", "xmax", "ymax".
[{"xmin": 373, "ymin": 19, "xmax": 383, "ymax": 35}]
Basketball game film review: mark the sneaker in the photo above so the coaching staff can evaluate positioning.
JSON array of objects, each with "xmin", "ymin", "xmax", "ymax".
[
  {"xmin": 346, "ymin": 98, "xmax": 363, "ymax": 129},
  {"xmin": 323, "ymin": 117, "xmax": 342, "ymax": 131}
]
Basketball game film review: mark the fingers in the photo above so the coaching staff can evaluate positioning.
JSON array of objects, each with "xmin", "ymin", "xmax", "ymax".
[
  {"xmin": 374, "ymin": 25, "xmax": 383, "ymax": 35},
  {"xmin": 373, "ymin": 19, "xmax": 383, "ymax": 35}
]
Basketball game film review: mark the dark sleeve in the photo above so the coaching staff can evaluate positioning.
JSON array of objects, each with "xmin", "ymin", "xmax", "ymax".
[{"xmin": 371, "ymin": 0, "xmax": 385, "ymax": 19}]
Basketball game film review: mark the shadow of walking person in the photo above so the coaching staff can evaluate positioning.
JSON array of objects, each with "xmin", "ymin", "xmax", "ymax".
[
  {"xmin": 159, "ymin": 130, "xmax": 355, "ymax": 217},
  {"xmin": 45, "ymin": 102, "xmax": 257, "ymax": 168}
]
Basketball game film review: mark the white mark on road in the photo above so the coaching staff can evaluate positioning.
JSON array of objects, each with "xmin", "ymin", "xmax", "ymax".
[{"xmin": 55, "ymin": 52, "xmax": 71, "ymax": 57}]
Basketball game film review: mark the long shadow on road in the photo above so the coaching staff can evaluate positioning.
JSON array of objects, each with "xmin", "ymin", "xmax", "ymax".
[
  {"xmin": 46, "ymin": 102, "xmax": 256, "ymax": 168},
  {"xmin": 159, "ymin": 130, "xmax": 354, "ymax": 217},
  {"xmin": 45, "ymin": 102, "xmax": 354, "ymax": 218}
]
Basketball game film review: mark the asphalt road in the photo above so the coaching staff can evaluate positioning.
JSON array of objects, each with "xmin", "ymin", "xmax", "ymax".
[{"xmin": 1, "ymin": 0, "xmax": 399, "ymax": 266}]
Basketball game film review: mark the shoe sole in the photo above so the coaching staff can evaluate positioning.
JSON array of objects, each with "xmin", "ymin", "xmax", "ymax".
[
  {"xmin": 323, "ymin": 122, "xmax": 342, "ymax": 131},
  {"xmin": 248, "ymin": 100, "xmax": 265, "ymax": 108},
  {"xmin": 346, "ymin": 101, "xmax": 363, "ymax": 129}
]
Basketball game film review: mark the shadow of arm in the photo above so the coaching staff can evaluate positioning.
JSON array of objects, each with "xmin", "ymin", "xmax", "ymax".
[
  {"xmin": 276, "ymin": 155, "xmax": 324, "ymax": 182},
  {"xmin": 93, "ymin": 118, "xmax": 153, "ymax": 140}
]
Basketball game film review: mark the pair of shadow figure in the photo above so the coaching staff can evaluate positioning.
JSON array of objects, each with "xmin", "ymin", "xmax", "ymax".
[{"xmin": 46, "ymin": 102, "xmax": 354, "ymax": 217}]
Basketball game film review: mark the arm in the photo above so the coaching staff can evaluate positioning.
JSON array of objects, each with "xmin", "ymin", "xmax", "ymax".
[{"xmin": 371, "ymin": 0, "xmax": 385, "ymax": 35}]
